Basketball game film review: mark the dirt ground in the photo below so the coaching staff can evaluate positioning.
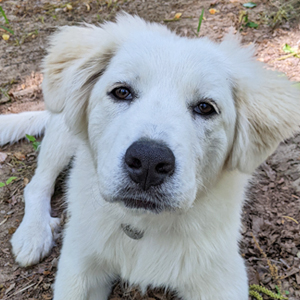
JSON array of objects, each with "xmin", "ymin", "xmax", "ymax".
[{"xmin": 0, "ymin": 0, "xmax": 300, "ymax": 299}]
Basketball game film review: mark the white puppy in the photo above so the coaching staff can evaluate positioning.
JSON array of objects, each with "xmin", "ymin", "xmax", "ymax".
[{"xmin": 1, "ymin": 14, "xmax": 300, "ymax": 300}]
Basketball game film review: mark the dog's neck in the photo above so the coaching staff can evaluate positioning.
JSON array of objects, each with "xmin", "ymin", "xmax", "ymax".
[{"xmin": 116, "ymin": 171, "xmax": 251, "ymax": 242}]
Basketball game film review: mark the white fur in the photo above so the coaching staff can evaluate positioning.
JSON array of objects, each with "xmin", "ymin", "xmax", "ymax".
[
  {"xmin": 1, "ymin": 14, "xmax": 300, "ymax": 300},
  {"xmin": 10, "ymin": 114, "xmax": 77, "ymax": 266},
  {"xmin": 0, "ymin": 112, "xmax": 77, "ymax": 266},
  {"xmin": 0, "ymin": 111, "xmax": 49, "ymax": 145}
]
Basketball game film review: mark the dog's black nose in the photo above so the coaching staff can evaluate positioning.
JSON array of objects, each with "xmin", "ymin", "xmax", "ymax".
[{"xmin": 125, "ymin": 140, "xmax": 175, "ymax": 191}]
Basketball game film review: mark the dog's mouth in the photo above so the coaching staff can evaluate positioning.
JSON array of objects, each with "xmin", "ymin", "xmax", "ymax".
[
  {"xmin": 121, "ymin": 198, "xmax": 164, "ymax": 213},
  {"xmin": 111, "ymin": 185, "xmax": 175, "ymax": 213}
]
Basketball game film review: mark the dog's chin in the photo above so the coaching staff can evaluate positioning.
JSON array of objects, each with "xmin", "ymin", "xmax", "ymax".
[{"xmin": 120, "ymin": 198, "xmax": 165, "ymax": 214}]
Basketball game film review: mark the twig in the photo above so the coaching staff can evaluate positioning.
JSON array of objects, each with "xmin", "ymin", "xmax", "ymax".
[
  {"xmin": 276, "ymin": 51, "xmax": 300, "ymax": 61},
  {"xmin": 4, "ymin": 282, "xmax": 35, "ymax": 299},
  {"xmin": 251, "ymin": 233, "xmax": 282, "ymax": 293},
  {"xmin": 282, "ymin": 215, "xmax": 298, "ymax": 224},
  {"xmin": 279, "ymin": 259, "xmax": 290, "ymax": 269}
]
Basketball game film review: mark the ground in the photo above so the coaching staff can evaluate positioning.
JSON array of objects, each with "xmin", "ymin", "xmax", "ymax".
[{"xmin": 0, "ymin": 0, "xmax": 300, "ymax": 299}]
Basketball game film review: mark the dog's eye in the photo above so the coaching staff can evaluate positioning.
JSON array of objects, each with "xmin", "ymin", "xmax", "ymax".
[
  {"xmin": 194, "ymin": 102, "xmax": 216, "ymax": 116},
  {"xmin": 111, "ymin": 87, "xmax": 133, "ymax": 101}
]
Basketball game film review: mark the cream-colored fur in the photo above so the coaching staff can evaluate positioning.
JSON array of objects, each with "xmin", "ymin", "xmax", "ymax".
[{"xmin": 1, "ymin": 14, "xmax": 300, "ymax": 300}]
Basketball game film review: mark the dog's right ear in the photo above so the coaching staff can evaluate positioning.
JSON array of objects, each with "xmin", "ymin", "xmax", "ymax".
[
  {"xmin": 42, "ymin": 14, "xmax": 171, "ymax": 136},
  {"xmin": 42, "ymin": 24, "xmax": 116, "ymax": 135}
]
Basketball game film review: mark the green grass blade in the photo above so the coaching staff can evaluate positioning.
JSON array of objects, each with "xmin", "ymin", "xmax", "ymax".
[
  {"xmin": 6, "ymin": 176, "xmax": 17, "ymax": 185},
  {"xmin": 0, "ymin": 25, "xmax": 14, "ymax": 35},
  {"xmin": 26, "ymin": 134, "xmax": 36, "ymax": 142},
  {"xmin": 0, "ymin": 6, "xmax": 9, "ymax": 24},
  {"xmin": 197, "ymin": 9, "xmax": 204, "ymax": 34},
  {"xmin": 32, "ymin": 141, "xmax": 41, "ymax": 151}
]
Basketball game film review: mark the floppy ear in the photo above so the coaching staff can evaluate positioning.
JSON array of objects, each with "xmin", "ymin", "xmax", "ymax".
[
  {"xmin": 42, "ymin": 14, "xmax": 172, "ymax": 136},
  {"xmin": 221, "ymin": 34, "xmax": 300, "ymax": 173},
  {"xmin": 42, "ymin": 24, "xmax": 117, "ymax": 136}
]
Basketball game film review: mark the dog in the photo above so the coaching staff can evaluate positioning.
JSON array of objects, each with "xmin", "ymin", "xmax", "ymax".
[{"xmin": 1, "ymin": 14, "xmax": 300, "ymax": 300}]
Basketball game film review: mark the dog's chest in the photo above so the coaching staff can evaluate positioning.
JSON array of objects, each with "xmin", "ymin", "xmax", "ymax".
[
  {"xmin": 96, "ymin": 215, "xmax": 198, "ymax": 289},
  {"xmin": 111, "ymin": 226, "xmax": 189, "ymax": 287}
]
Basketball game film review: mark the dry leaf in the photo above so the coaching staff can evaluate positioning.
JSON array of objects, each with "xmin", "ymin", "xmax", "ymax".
[
  {"xmin": 5, "ymin": 283, "xmax": 15, "ymax": 295},
  {"xmin": 9, "ymin": 196, "xmax": 17, "ymax": 206},
  {"xmin": 0, "ymin": 152, "xmax": 7, "ymax": 163},
  {"xmin": 14, "ymin": 152, "xmax": 25, "ymax": 160},
  {"xmin": 1, "ymin": 248, "xmax": 10, "ymax": 255},
  {"xmin": 210, "ymin": 0, "xmax": 219, "ymax": 5},
  {"xmin": 43, "ymin": 283, "xmax": 51, "ymax": 290},
  {"xmin": 24, "ymin": 177, "xmax": 29, "ymax": 186},
  {"xmin": 2, "ymin": 34, "xmax": 9, "ymax": 41},
  {"xmin": 174, "ymin": 13, "xmax": 182, "ymax": 20},
  {"xmin": 8, "ymin": 227, "xmax": 16, "ymax": 234}
]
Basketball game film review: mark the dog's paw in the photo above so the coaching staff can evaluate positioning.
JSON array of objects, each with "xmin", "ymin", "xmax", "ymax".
[{"xmin": 11, "ymin": 216, "xmax": 60, "ymax": 267}]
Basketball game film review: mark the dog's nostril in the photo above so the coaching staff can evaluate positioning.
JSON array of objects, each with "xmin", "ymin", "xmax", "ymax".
[
  {"xmin": 155, "ymin": 163, "xmax": 172, "ymax": 174},
  {"xmin": 128, "ymin": 158, "xmax": 142, "ymax": 169}
]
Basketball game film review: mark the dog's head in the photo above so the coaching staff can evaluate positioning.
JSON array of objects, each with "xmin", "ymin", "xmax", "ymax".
[{"xmin": 43, "ymin": 14, "xmax": 300, "ymax": 213}]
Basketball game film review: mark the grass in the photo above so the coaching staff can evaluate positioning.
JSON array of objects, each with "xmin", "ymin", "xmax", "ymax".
[
  {"xmin": 0, "ymin": 5, "xmax": 14, "ymax": 35},
  {"xmin": 197, "ymin": 9, "xmax": 204, "ymax": 35},
  {"xmin": 271, "ymin": 0, "xmax": 300, "ymax": 26},
  {"xmin": 0, "ymin": 6, "xmax": 8, "ymax": 23},
  {"xmin": 0, "ymin": 177, "xmax": 17, "ymax": 188},
  {"xmin": 26, "ymin": 134, "xmax": 41, "ymax": 151}
]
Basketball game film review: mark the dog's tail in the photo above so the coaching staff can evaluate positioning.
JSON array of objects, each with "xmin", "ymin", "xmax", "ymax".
[{"xmin": 0, "ymin": 111, "xmax": 50, "ymax": 146}]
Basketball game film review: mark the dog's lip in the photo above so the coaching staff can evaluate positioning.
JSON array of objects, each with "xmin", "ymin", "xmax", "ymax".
[{"xmin": 121, "ymin": 198, "xmax": 162, "ymax": 212}]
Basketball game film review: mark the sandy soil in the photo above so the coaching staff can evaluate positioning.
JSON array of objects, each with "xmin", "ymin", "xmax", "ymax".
[{"xmin": 0, "ymin": 1, "xmax": 300, "ymax": 299}]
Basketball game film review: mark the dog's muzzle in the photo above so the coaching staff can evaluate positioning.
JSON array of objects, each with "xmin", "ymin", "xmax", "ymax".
[{"xmin": 120, "ymin": 139, "xmax": 175, "ymax": 211}]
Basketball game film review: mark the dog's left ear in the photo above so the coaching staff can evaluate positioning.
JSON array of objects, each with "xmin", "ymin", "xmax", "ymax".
[{"xmin": 221, "ymin": 34, "xmax": 300, "ymax": 173}]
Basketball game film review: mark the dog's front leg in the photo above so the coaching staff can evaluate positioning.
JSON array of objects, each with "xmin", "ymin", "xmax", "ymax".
[
  {"xmin": 53, "ymin": 243, "xmax": 113, "ymax": 300},
  {"xmin": 53, "ymin": 213, "xmax": 114, "ymax": 300},
  {"xmin": 54, "ymin": 268, "xmax": 112, "ymax": 300},
  {"xmin": 176, "ymin": 253, "xmax": 248, "ymax": 300},
  {"xmin": 11, "ymin": 114, "xmax": 77, "ymax": 266}
]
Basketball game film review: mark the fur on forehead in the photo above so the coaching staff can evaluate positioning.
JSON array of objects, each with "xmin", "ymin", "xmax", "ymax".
[{"xmin": 42, "ymin": 13, "xmax": 300, "ymax": 173}]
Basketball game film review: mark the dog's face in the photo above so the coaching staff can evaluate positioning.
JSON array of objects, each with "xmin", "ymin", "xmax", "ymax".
[
  {"xmin": 42, "ymin": 15, "xmax": 300, "ymax": 214},
  {"xmin": 86, "ymin": 34, "xmax": 236, "ymax": 212}
]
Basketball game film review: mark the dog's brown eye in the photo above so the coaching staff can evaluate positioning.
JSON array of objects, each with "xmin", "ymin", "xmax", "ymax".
[
  {"xmin": 111, "ymin": 87, "xmax": 133, "ymax": 100},
  {"xmin": 194, "ymin": 102, "xmax": 215, "ymax": 116}
]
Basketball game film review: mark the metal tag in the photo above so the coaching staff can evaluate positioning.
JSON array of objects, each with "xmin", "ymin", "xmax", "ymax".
[{"xmin": 121, "ymin": 223, "xmax": 144, "ymax": 240}]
